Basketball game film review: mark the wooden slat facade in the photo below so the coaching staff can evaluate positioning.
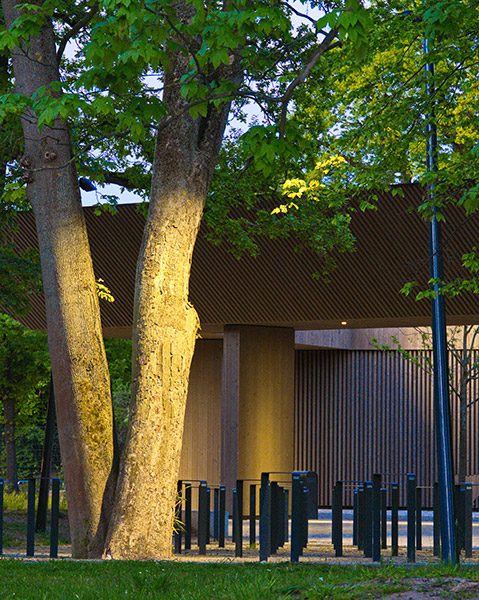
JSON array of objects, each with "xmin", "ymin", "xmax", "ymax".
[{"xmin": 295, "ymin": 349, "xmax": 479, "ymax": 507}]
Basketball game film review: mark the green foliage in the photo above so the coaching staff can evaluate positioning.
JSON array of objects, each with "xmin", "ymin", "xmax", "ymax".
[
  {"xmin": 0, "ymin": 314, "xmax": 50, "ymax": 426},
  {"xmin": 104, "ymin": 337, "xmax": 131, "ymax": 442}
]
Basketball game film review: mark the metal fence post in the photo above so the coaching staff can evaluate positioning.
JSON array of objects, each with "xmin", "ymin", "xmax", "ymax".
[
  {"xmin": 219, "ymin": 485, "xmax": 226, "ymax": 548},
  {"xmin": 184, "ymin": 483, "xmax": 192, "ymax": 550},
  {"xmin": 233, "ymin": 488, "xmax": 242, "ymax": 557},
  {"xmin": 213, "ymin": 487, "xmax": 219, "ymax": 541},
  {"xmin": 259, "ymin": 472, "xmax": 271, "ymax": 562},
  {"xmin": 332, "ymin": 481, "xmax": 343, "ymax": 557},
  {"xmin": 416, "ymin": 486, "xmax": 422, "ymax": 551},
  {"xmin": 464, "ymin": 483, "xmax": 473, "ymax": 559},
  {"xmin": 407, "ymin": 473, "xmax": 416, "ymax": 563},
  {"xmin": 50, "ymin": 478, "xmax": 60, "ymax": 558},
  {"xmin": 391, "ymin": 483, "xmax": 399, "ymax": 557},
  {"xmin": 381, "ymin": 487, "xmax": 387, "ymax": 550},
  {"xmin": 26, "ymin": 477, "xmax": 35, "ymax": 557},
  {"xmin": 353, "ymin": 488, "xmax": 358, "ymax": 547},
  {"xmin": 363, "ymin": 481, "xmax": 373, "ymax": 558},
  {"xmin": 357, "ymin": 484, "xmax": 365, "ymax": 551},
  {"xmin": 291, "ymin": 472, "xmax": 302, "ymax": 562},
  {"xmin": 198, "ymin": 481, "xmax": 208, "ymax": 555},
  {"xmin": 174, "ymin": 480, "xmax": 182, "ymax": 554},
  {"xmin": 372, "ymin": 474, "xmax": 381, "ymax": 562},
  {"xmin": 249, "ymin": 484, "xmax": 256, "ymax": 547}
]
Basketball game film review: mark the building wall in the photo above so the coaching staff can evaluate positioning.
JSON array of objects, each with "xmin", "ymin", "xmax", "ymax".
[
  {"xmin": 179, "ymin": 339, "xmax": 222, "ymax": 484},
  {"xmin": 295, "ymin": 349, "xmax": 479, "ymax": 507}
]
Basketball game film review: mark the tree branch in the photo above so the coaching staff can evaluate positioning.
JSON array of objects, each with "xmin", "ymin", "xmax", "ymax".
[
  {"xmin": 56, "ymin": 7, "xmax": 98, "ymax": 62},
  {"xmin": 279, "ymin": 29, "xmax": 340, "ymax": 135}
]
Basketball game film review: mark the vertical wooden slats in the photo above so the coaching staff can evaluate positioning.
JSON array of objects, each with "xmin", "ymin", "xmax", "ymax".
[{"xmin": 295, "ymin": 348, "xmax": 478, "ymax": 508}]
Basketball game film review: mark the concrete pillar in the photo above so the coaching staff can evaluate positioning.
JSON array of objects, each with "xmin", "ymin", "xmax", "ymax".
[
  {"xmin": 179, "ymin": 339, "xmax": 222, "ymax": 484},
  {"xmin": 221, "ymin": 326, "xmax": 295, "ymax": 492}
]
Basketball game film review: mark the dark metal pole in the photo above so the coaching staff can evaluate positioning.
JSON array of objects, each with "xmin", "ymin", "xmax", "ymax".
[{"xmin": 423, "ymin": 33, "xmax": 457, "ymax": 565}]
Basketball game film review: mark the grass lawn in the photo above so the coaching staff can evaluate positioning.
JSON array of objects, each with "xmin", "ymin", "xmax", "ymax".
[{"xmin": 1, "ymin": 561, "xmax": 479, "ymax": 599}]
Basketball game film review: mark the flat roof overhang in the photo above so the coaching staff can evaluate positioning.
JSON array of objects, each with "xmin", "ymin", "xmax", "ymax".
[{"xmin": 10, "ymin": 183, "xmax": 479, "ymax": 337}]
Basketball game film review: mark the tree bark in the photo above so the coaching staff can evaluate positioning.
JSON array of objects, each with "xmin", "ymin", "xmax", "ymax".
[
  {"xmin": 105, "ymin": 44, "xmax": 233, "ymax": 557},
  {"xmin": 1, "ymin": 1, "xmax": 115, "ymax": 557},
  {"xmin": 3, "ymin": 394, "xmax": 18, "ymax": 492}
]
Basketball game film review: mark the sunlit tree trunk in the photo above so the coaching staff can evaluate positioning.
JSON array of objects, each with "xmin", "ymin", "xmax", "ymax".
[
  {"xmin": 1, "ymin": 1, "xmax": 115, "ymax": 557},
  {"xmin": 105, "ymin": 51, "xmax": 233, "ymax": 558}
]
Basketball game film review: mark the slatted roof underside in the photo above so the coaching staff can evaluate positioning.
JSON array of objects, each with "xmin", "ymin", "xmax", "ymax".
[{"xmin": 10, "ymin": 184, "xmax": 479, "ymax": 336}]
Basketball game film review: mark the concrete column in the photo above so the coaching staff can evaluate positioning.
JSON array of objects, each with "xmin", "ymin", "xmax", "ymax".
[
  {"xmin": 221, "ymin": 326, "xmax": 295, "ymax": 492},
  {"xmin": 179, "ymin": 339, "xmax": 222, "ymax": 484}
]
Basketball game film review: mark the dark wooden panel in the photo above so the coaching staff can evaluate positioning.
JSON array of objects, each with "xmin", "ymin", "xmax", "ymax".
[{"xmin": 295, "ymin": 349, "xmax": 479, "ymax": 508}]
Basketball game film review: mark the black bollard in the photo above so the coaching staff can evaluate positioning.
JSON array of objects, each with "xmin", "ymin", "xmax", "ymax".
[
  {"xmin": 184, "ymin": 483, "xmax": 192, "ymax": 550},
  {"xmin": 259, "ymin": 473, "xmax": 271, "ymax": 562},
  {"xmin": 233, "ymin": 488, "xmax": 242, "ymax": 557},
  {"xmin": 357, "ymin": 485, "xmax": 365, "ymax": 551},
  {"xmin": 213, "ymin": 487, "xmax": 219, "ymax": 541},
  {"xmin": 174, "ymin": 480, "xmax": 182, "ymax": 554},
  {"xmin": 249, "ymin": 484, "xmax": 256, "ymax": 547},
  {"xmin": 363, "ymin": 481, "xmax": 373, "ymax": 558},
  {"xmin": 235, "ymin": 480, "xmax": 244, "ymax": 546},
  {"xmin": 372, "ymin": 474, "xmax": 381, "ymax": 562},
  {"xmin": 283, "ymin": 488, "xmax": 289, "ymax": 544},
  {"xmin": 391, "ymin": 483, "xmax": 399, "ymax": 557},
  {"xmin": 381, "ymin": 487, "xmax": 387, "ymax": 550},
  {"xmin": 407, "ymin": 473, "xmax": 416, "ymax": 563},
  {"xmin": 290, "ymin": 472, "xmax": 302, "ymax": 562},
  {"xmin": 50, "ymin": 478, "xmax": 60, "ymax": 558},
  {"xmin": 416, "ymin": 487, "xmax": 422, "ymax": 551},
  {"xmin": 198, "ymin": 482, "xmax": 208, "ymax": 555},
  {"xmin": 270, "ymin": 482, "xmax": 280, "ymax": 554},
  {"xmin": 206, "ymin": 487, "xmax": 211, "ymax": 545},
  {"xmin": 301, "ymin": 484, "xmax": 309, "ymax": 553},
  {"xmin": 353, "ymin": 489, "xmax": 358, "ymax": 547},
  {"xmin": 332, "ymin": 481, "xmax": 343, "ymax": 557},
  {"xmin": 464, "ymin": 483, "xmax": 473, "ymax": 559},
  {"xmin": 26, "ymin": 477, "xmax": 35, "ymax": 557},
  {"xmin": 219, "ymin": 485, "xmax": 226, "ymax": 548}
]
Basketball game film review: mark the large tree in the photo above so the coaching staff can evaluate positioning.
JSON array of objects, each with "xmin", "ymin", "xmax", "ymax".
[{"xmin": 0, "ymin": 0, "xmax": 377, "ymax": 558}]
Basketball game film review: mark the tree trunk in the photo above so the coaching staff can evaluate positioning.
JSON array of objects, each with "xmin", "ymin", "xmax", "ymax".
[
  {"xmin": 3, "ymin": 395, "xmax": 18, "ymax": 492},
  {"xmin": 105, "ymin": 44, "xmax": 232, "ymax": 555},
  {"xmin": 104, "ymin": 183, "xmax": 205, "ymax": 558},
  {"xmin": 2, "ymin": 2, "xmax": 115, "ymax": 557}
]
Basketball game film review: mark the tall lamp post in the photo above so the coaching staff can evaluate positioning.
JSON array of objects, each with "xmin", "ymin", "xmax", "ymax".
[{"xmin": 423, "ymin": 35, "xmax": 457, "ymax": 563}]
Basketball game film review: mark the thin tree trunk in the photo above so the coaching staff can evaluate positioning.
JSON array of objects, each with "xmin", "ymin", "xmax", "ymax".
[
  {"xmin": 3, "ymin": 395, "xmax": 18, "ymax": 492},
  {"xmin": 1, "ymin": 2, "xmax": 115, "ymax": 557}
]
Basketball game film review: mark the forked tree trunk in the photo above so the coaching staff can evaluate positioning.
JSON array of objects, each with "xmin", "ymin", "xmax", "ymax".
[
  {"xmin": 3, "ymin": 395, "xmax": 18, "ymax": 492},
  {"xmin": 2, "ymin": 2, "xmax": 115, "ymax": 556},
  {"xmin": 105, "ymin": 50, "xmax": 232, "ymax": 557}
]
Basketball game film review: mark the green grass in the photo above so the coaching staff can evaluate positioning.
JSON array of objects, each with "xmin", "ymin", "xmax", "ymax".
[{"xmin": 0, "ymin": 561, "xmax": 478, "ymax": 599}]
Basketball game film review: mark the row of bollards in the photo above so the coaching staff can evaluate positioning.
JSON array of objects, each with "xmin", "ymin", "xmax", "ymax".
[
  {"xmin": 332, "ymin": 473, "xmax": 475, "ymax": 562},
  {"xmin": 174, "ymin": 471, "xmax": 317, "ymax": 562},
  {"xmin": 0, "ymin": 477, "xmax": 61, "ymax": 558}
]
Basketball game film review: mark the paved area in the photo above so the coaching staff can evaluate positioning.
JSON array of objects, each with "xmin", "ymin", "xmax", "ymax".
[{"xmin": 3, "ymin": 510, "xmax": 479, "ymax": 563}]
